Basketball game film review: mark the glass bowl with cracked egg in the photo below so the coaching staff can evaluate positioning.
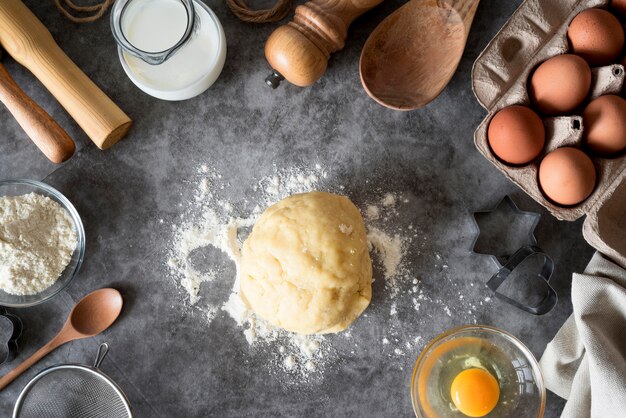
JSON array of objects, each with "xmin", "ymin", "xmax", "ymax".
[
  {"xmin": 0, "ymin": 179, "xmax": 85, "ymax": 307},
  {"xmin": 411, "ymin": 325, "xmax": 545, "ymax": 418}
]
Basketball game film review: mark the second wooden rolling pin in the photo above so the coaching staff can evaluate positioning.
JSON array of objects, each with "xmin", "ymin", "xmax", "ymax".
[
  {"xmin": 0, "ymin": 0, "xmax": 131, "ymax": 150},
  {"xmin": 0, "ymin": 55, "xmax": 75, "ymax": 163}
]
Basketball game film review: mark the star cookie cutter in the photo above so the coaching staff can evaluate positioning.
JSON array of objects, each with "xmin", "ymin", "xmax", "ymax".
[
  {"xmin": 471, "ymin": 196, "xmax": 558, "ymax": 315},
  {"xmin": 0, "ymin": 308, "xmax": 22, "ymax": 364}
]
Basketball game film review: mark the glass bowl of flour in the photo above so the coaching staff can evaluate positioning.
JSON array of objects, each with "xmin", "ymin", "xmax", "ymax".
[{"xmin": 0, "ymin": 180, "xmax": 85, "ymax": 307}]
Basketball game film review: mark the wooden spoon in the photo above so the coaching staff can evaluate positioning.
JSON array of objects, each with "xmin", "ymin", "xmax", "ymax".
[
  {"xmin": 0, "ymin": 50, "xmax": 75, "ymax": 163},
  {"xmin": 360, "ymin": 0, "xmax": 480, "ymax": 110},
  {"xmin": 0, "ymin": 288, "xmax": 123, "ymax": 390}
]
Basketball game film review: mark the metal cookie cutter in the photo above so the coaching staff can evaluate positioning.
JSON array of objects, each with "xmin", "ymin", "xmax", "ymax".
[
  {"xmin": 0, "ymin": 308, "xmax": 22, "ymax": 365},
  {"xmin": 471, "ymin": 196, "xmax": 558, "ymax": 315}
]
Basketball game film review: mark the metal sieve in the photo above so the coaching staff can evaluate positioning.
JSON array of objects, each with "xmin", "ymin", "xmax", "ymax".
[{"xmin": 13, "ymin": 343, "xmax": 132, "ymax": 418}]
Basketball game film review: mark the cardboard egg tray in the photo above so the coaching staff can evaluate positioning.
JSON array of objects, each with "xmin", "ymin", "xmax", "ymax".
[{"xmin": 472, "ymin": 0, "xmax": 626, "ymax": 268}]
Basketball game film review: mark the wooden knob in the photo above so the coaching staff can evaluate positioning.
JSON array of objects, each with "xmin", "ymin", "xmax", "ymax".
[
  {"xmin": 265, "ymin": 0, "xmax": 385, "ymax": 87},
  {"xmin": 0, "ymin": 0, "xmax": 132, "ymax": 150}
]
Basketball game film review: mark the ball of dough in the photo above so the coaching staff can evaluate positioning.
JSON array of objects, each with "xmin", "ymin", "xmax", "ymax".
[{"xmin": 240, "ymin": 191, "xmax": 372, "ymax": 334}]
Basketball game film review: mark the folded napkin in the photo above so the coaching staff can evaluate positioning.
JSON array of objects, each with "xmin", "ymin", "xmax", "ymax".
[{"xmin": 540, "ymin": 252, "xmax": 626, "ymax": 418}]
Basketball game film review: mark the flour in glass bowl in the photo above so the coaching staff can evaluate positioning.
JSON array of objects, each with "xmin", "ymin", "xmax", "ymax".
[{"xmin": 0, "ymin": 193, "xmax": 77, "ymax": 295}]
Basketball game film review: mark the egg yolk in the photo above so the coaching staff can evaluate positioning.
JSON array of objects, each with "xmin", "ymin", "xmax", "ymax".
[{"xmin": 450, "ymin": 368, "xmax": 500, "ymax": 417}]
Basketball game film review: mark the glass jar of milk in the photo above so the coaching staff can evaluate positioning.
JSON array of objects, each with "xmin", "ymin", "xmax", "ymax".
[{"xmin": 111, "ymin": 0, "xmax": 226, "ymax": 101}]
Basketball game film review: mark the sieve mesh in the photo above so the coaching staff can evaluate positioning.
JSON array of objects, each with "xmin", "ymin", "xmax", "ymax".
[{"xmin": 15, "ymin": 366, "xmax": 131, "ymax": 418}]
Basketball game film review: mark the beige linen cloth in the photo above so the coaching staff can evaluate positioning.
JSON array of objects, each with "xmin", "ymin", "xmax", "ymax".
[{"xmin": 540, "ymin": 252, "xmax": 626, "ymax": 417}]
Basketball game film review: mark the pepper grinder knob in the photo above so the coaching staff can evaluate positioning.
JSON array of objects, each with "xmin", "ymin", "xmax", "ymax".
[
  {"xmin": 265, "ymin": 71, "xmax": 284, "ymax": 89},
  {"xmin": 264, "ymin": 0, "xmax": 385, "ymax": 88}
]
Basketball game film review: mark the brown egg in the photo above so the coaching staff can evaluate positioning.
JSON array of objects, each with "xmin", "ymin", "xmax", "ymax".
[
  {"xmin": 568, "ymin": 9, "xmax": 624, "ymax": 66},
  {"xmin": 539, "ymin": 147, "xmax": 596, "ymax": 206},
  {"xmin": 529, "ymin": 54, "xmax": 591, "ymax": 115},
  {"xmin": 583, "ymin": 95, "xmax": 626, "ymax": 155},
  {"xmin": 488, "ymin": 105, "xmax": 545, "ymax": 165},
  {"xmin": 612, "ymin": 0, "xmax": 626, "ymax": 18}
]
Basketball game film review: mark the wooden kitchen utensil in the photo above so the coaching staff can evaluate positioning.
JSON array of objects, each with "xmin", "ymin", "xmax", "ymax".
[
  {"xmin": 0, "ymin": 0, "xmax": 132, "ymax": 149},
  {"xmin": 0, "ymin": 288, "xmax": 123, "ymax": 390},
  {"xmin": 264, "ymin": 0, "xmax": 385, "ymax": 88},
  {"xmin": 360, "ymin": 0, "xmax": 480, "ymax": 110},
  {"xmin": 0, "ymin": 51, "xmax": 75, "ymax": 164}
]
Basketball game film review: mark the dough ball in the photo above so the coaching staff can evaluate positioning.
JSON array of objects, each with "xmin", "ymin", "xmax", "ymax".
[{"xmin": 240, "ymin": 191, "xmax": 372, "ymax": 334}]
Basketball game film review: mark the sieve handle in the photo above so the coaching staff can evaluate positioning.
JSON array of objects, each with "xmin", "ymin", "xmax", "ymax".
[
  {"xmin": 94, "ymin": 342, "xmax": 109, "ymax": 368},
  {"xmin": 0, "ymin": 334, "xmax": 64, "ymax": 390}
]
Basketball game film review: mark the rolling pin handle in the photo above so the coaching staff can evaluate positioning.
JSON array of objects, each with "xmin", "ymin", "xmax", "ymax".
[
  {"xmin": 265, "ymin": 71, "xmax": 284, "ymax": 89},
  {"xmin": 0, "ymin": 0, "xmax": 132, "ymax": 149}
]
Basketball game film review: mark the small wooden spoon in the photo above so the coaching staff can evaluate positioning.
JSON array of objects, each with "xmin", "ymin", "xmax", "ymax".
[
  {"xmin": 0, "ymin": 288, "xmax": 123, "ymax": 390},
  {"xmin": 360, "ymin": 0, "xmax": 480, "ymax": 110}
]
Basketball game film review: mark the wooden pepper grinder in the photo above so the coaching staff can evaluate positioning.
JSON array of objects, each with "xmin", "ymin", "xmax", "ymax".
[{"xmin": 264, "ymin": 0, "xmax": 385, "ymax": 88}]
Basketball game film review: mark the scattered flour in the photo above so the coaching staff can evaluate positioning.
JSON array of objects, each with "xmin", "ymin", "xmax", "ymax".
[
  {"xmin": 338, "ymin": 223, "xmax": 353, "ymax": 235},
  {"xmin": 0, "ymin": 193, "xmax": 77, "ymax": 295},
  {"xmin": 167, "ymin": 208, "xmax": 253, "ymax": 305},
  {"xmin": 205, "ymin": 306, "xmax": 218, "ymax": 323},
  {"xmin": 165, "ymin": 165, "xmax": 481, "ymax": 383},
  {"xmin": 168, "ymin": 164, "xmax": 340, "ymax": 381},
  {"xmin": 284, "ymin": 355, "xmax": 296, "ymax": 370},
  {"xmin": 381, "ymin": 193, "xmax": 396, "ymax": 207},
  {"xmin": 365, "ymin": 205, "xmax": 380, "ymax": 220},
  {"xmin": 390, "ymin": 302, "xmax": 397, "ymax": 316},
  {"xmin": 367, "ymin": 228, "xmax": 403, "ymax": 280}
]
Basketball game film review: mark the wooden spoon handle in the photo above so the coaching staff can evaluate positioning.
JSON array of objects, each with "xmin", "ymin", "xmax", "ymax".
[
  {"xmin": 0, "ymin": 63, "xmax": 75, "ymax": 163},
  {"xmin": 0, "ymin": 336, "xmax": 64, "ymax": 390}
]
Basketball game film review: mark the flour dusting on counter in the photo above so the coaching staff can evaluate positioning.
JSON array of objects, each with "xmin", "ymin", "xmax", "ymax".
[
  {"xmin": 165, "ymin": 164, "xmax": 479, "ymax": 382},
  {"xmin": 167, "ymin": 164, "xmax": 342, "ymax": 380}
]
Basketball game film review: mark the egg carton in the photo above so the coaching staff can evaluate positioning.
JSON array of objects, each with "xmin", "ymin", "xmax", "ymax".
[{"xmin": 471, "ymin": 0, "xmax": 626, "ymax": 268}]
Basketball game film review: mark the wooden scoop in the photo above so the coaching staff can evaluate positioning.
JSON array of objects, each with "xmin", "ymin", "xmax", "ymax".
[
  {"xmin": 0, "ymin": 50, "xmax": 75, "ymax": 164},
  {"xmin": 360, "ymin": 0, "xmax": 480, "ymax": 110},
  {"xmin": 0, "ymin": 288, "xmax": 123, "ymax": 390}
]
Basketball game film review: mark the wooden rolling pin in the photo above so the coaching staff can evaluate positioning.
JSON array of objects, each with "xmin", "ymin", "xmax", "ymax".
[
  {"xmin": 264, "ymin": 0, "xmax": 385, "ymax": 88},
  {"xmin": 0, "ymin": 55, "xmax": 74, "ymax": 163},
  {"xmin": 0, "ymin": 0, "xmax": 131, "ymax": 150}
]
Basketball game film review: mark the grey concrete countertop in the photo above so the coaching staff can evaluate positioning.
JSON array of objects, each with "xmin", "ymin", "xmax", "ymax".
[{"xmin": 0, "ymin": 0, "xmax": 594, "ymax": 416}]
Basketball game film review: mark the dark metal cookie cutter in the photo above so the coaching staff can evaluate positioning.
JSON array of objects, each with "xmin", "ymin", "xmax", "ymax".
[
  {"xmin": 0, "ymin": 308, "xmax": 22, "ymax": 364},
  {"xmin": 471, "ymin": 196, "xmax": 558, "ymax": 315}
]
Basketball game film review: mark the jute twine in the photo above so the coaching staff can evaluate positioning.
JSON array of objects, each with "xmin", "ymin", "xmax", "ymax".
[
  {"xmin": 225, "ymin": 0, "xmax": 292, "ymax": 23},
  {"xmin": 55, "ymin": 0, "xmax": 291, "ymax": 24},
  {"xmin": 54, "ymin": 0, "xmax": 114, "ymax": 23}
]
